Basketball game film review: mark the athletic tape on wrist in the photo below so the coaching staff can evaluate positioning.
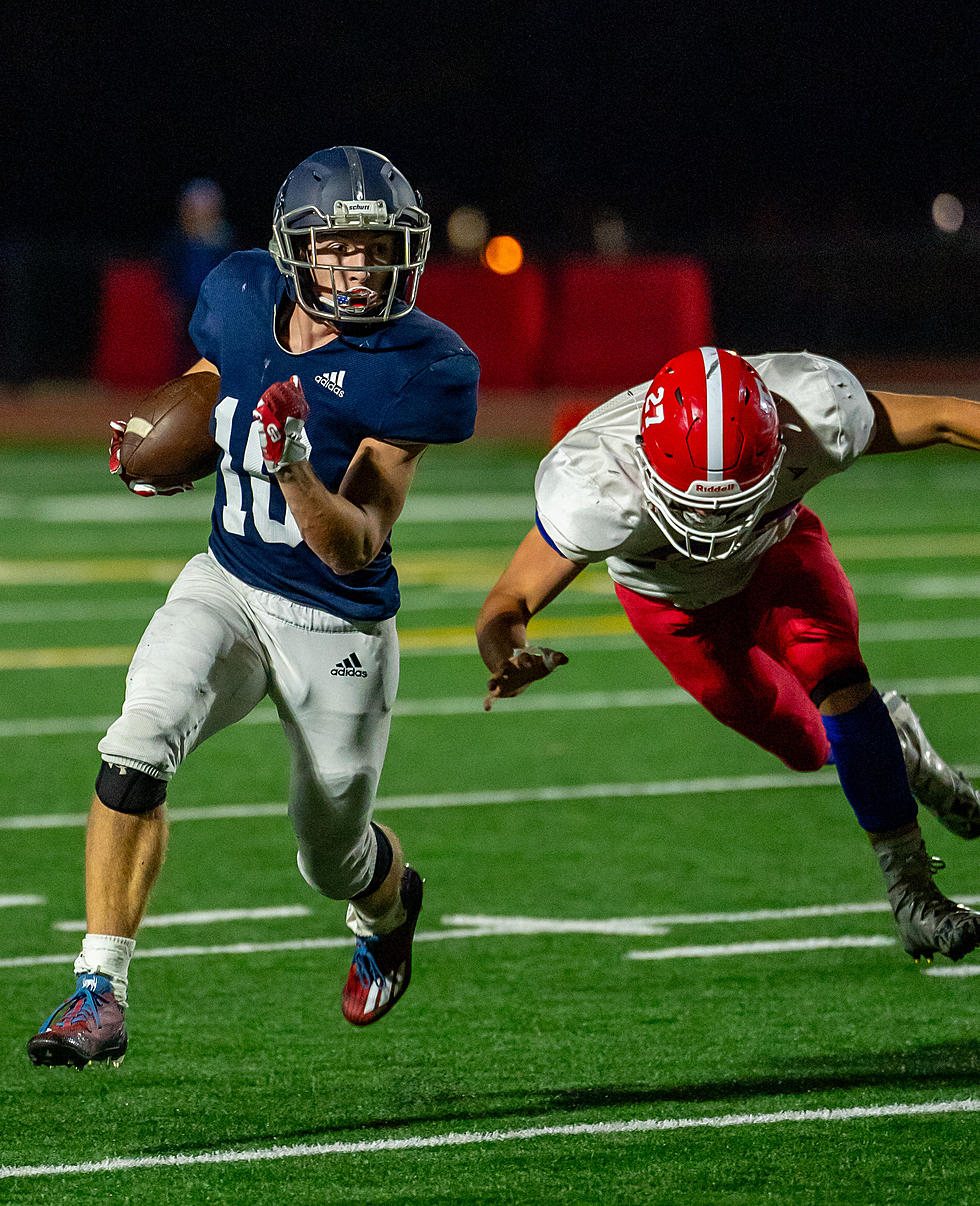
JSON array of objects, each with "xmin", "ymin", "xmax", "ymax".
[{"xmin": 512, "ymin": 646, "xmax": 561, "ymax": 671}]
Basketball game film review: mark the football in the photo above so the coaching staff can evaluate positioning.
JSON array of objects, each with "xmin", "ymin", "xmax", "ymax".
[{"xmin": 119, "ymin": 372, "xmax": 222, "ymax": 489}]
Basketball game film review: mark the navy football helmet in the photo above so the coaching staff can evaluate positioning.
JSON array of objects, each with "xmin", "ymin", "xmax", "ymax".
[{"xmin": 270, "ymin": 146, "xmax": 430, "ymax": 326}]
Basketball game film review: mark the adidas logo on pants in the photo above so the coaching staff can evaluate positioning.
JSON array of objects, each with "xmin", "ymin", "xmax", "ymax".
[{"xmin": 332, "ymin": 652, "xmax": 368, "ymax": 678}]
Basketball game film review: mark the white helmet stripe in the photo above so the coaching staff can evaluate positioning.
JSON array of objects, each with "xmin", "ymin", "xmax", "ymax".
[{"xmin": 700, "ymin": 347, "xmax": 724, "ymax": 480}]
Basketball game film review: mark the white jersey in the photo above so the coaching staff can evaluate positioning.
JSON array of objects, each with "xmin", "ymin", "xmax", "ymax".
[{"xmin": 535, "ymin": 352, "xmax": 876, "ymax": 609}]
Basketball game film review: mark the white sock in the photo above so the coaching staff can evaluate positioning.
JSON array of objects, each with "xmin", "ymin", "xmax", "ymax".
[
  {"xmin": 74, "ymin": 934, "xmax": 136, "ymax": 1008},
  {"xmin": 345, "ymin": 891, "xmax": 407, "ymax": 939}
]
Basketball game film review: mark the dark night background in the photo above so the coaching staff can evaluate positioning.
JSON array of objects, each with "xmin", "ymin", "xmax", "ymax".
[{"xmin": 2, "ymin": 2, "xmax": 978, "ymax": 377}]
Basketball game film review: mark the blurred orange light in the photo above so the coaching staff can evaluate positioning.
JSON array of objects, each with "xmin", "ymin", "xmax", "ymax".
[{"xmin": 484, "ymin": 235, "xmax": 524, "ymax": 275}]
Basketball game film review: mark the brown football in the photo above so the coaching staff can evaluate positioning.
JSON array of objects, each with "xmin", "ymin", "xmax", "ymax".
[{"xmin": 119, "ymin": 372, "xmax": 221, "ymax": 488}]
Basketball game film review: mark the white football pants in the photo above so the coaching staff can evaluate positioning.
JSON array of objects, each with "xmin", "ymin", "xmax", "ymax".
[{"xmin": 98, "ymin": 552, "xmax": 399, "ymax": 899}]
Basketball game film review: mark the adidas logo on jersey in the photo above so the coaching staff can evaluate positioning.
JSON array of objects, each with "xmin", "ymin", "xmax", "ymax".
[
  {"xmin": 331, "ymin": 651, "xmax": 367, "ymax": 677},
  {"xmin": 315, "ymin": 370, "xmax": 346, "ymax": 397}
]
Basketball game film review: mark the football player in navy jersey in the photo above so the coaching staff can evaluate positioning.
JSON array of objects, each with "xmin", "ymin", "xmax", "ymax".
[{"xmin": 28, "ymin": 146, "xmax": 480, "ymax": 1068}]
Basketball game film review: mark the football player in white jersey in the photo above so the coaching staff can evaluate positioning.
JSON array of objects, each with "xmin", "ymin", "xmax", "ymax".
[{"xmin": 477, "ymin": 347, "xmax": 980, "ymax": 966}]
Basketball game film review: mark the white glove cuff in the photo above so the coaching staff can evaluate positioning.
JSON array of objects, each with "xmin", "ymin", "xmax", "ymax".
[{"xmin": 279, "ymin": 417, "xmax": 312, "ymax": 467}]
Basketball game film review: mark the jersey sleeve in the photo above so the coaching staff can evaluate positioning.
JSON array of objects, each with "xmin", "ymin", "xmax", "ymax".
[
  {"xmin": 533, "ymin": 434, "xmax": 643, "ymax": 563},
  {"xmin": 188, "ymin": 261, "xmax": 226, "ymax": 367},
  {"xmin": 378, "ymin": 352, "xmax": 480, "ymax": 444},
  {"xmin": 749, "ymin": 352, "xmax": 876, "ymax": 469}
]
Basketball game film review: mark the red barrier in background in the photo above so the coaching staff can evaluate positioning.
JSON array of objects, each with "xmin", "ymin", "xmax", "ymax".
[
  {"xmin": 92, "ymin": 260, "xmax": 180, "ymax": 390},
  {"xmin": 88, "ymin": 254, "xmax": 712, "ymax": 408},
  {"xmin": 418, "ymin": 260, "xmax": 548, "ymax": 389},
  {"xmin": 543, "ymin": 256, "xmax": 713, "ymax": 389}
]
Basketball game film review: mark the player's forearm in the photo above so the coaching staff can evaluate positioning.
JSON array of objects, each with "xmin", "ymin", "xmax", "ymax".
[
  {"xmin": 935, "ymin": 395, "xmax": 980, "ymax": 450},
  {"xmin": 276, "ymin": 461, "xmax": 381, "ymax": 574},
  {"xmin": 475, "ymin": 594, "xmax": 531, "ymax": 673},
  {"xmin": 867, "ymin": 391, "xmax": 980, "ymax": 452}
]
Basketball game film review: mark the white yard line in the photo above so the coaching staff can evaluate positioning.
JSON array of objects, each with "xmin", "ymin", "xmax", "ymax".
[
  {"xmin": 10, "ymin": 762, "xmax": 980, "ymax": 831},
  {"xmin": 625, "ymin": 936, "xmax": 897, "ymax": 960},
  {"xmin": 0, "ymin": 928, "xmax": 505, "ymax": 969},
  {"xmin": 849, "ymin": 572, "xmax": 980, "ymax": 598},
  {"xmin": 0, "ymin": 599, "xmax": 167, "ymax": 625},
  {"xmin": 0, "ymin": 492, "xmax": 535, "ymax": 524},
  {"xmin": 10, "ymin": 905, "xmax": 980, "ymax": 979},
  {"xmin": 0, "ymin": 895, "xmax": 45, "ymax": 908},
  {"xmin": 52, "ymin": 906, "xmax": 312, "ymax": 931},
  {"xmin": 1, "ymin": 573, "xmax": 980, "ymax": 627},
  {"xmin": 3, "ymin": 673, "xmax": 980, "ymax": 741},
  {"xmin": 444, "ymin": 898, "xmax": 980, "ymax": 928},
  {"xmin": 2, "ymin": 618, "xmax": 980, "ymax": 672},
  {"xmin": 2, "ymin": 1099, "xmax": 978, "ymax": 1181},
  {"xmin": 0, "ymin": 770, "xmax": 843, "ymax": 830}
]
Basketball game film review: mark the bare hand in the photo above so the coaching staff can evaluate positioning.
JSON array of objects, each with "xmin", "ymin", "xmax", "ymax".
[{"xmin": 483, "ymin": 646, "xmax": 568, "ymax": 711}]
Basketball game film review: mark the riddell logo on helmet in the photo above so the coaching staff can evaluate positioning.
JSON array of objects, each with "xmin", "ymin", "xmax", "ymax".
[{"xmin": 691, "ymin": 481, "xmax": 740, "ymax": 495}]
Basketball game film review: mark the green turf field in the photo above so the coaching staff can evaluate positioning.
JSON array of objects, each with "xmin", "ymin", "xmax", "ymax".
[{"xmin": 1, "ymin": 437, "xmax": 979, "ymax": 1204}]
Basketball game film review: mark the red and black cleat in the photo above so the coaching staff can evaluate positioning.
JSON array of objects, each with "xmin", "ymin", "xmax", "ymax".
[
  {"xmin": 342, "ymin": 866, "xmax": 424, "ymax": 1026},
  {"xmin": 27, "ymin": 973, "xmax": 128, "ymax": 1069}
]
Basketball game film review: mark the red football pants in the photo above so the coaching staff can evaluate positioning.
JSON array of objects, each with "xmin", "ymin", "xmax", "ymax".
[{"xmin": 614, "ymin": 507, "xmax": 868, "ymax": 772}]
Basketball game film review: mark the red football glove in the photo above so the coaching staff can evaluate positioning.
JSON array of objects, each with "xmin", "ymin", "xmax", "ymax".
[
  {"xmin": 108, "ymin": 420, "xmax": 193, "ymax": 497},
  {"xmin": 252, "ymin": 375, "xmax": 311, "ymax": 473}
]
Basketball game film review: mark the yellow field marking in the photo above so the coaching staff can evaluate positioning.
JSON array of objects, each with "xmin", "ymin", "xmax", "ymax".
[
  {"xmin": 833, "ymin": 533, "xmax": 979, "ymax": 559},
  {"xmin": 1, "ymin": 528, "xmax": 977, "ymax": 670},
  {"xmin": 0, "ymin": 551, "xmax": 518, "ymax": 588},
  {"xmin": 0, "ymin": 559, "xmax": 186, "ymax": 585},
  {"xmin": 0, "ymin": 533, "xmax": 976, "ymax": 590},
  {"xmin": 0, "ymin": 552, "xmax": 612, "ymax": 596},
  {"xmin": 0, "ymin": 646, "xmax": 137, "ymax": 670},
  {"xmin": 0, "ymin": 615, "xmax": 632, "ymax": 669},
  {"xmin": 399, "ymin": 614, "xmax": 630, "ymax": 650}
]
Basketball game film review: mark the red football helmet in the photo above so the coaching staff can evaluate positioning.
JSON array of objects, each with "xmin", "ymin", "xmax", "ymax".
[{"xmin": 633, "ymin": 347, "xmax": 784, "ymax": 561}]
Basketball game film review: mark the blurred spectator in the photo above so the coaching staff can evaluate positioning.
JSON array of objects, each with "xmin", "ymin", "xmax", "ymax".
[
  {"xmin": 445, "ymin": 205, "xmax": 490, "ymax": 260},
  {"xmin": 162, "ymin": 178, "xmax": 235, "ymax": 360},
  {"xmin": 591, "ymin": 208, "xmax": 630, "ymax": 259}
]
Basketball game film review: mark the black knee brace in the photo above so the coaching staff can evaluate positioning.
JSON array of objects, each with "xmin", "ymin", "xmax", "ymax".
[
  {"xmin": 809, "ymin": 664, "xmax": 871, "ymax": 708},
  {"xmin": 95, "ymin": 761, "xmax": 167, "ymax": 815}
]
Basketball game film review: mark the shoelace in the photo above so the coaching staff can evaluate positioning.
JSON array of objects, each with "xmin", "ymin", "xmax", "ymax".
[
  {"xmin": 41, "ymin": 982, "xmax": 109, "ymax": 1033},
  {"xmin": 352, "ymin": 938, "xmax": 385, "ymax": 988}
]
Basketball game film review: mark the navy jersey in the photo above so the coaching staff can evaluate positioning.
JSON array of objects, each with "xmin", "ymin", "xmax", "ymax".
[{"xmin": 189, "ymin": 250, "xmax": 479, "ymax": 621}]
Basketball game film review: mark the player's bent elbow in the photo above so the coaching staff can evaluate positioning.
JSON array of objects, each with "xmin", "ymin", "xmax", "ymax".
[{"xmin": 316, "ymin": 534, "xmax": 380, "ymax": 577}]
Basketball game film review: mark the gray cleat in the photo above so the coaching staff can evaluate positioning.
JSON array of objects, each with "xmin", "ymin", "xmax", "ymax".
[
  {"xmin": 883, "ymin": 690, "xmax": 980, "ymax": 839},
  {"xmin": 874, "ymin": 829, "xmax": 980, "ymax": 965}
]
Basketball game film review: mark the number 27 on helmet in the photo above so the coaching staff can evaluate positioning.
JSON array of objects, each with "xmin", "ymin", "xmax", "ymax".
[{"xmin": 633, "ymin": 347, "xmax": 784, "ymax": 562}]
